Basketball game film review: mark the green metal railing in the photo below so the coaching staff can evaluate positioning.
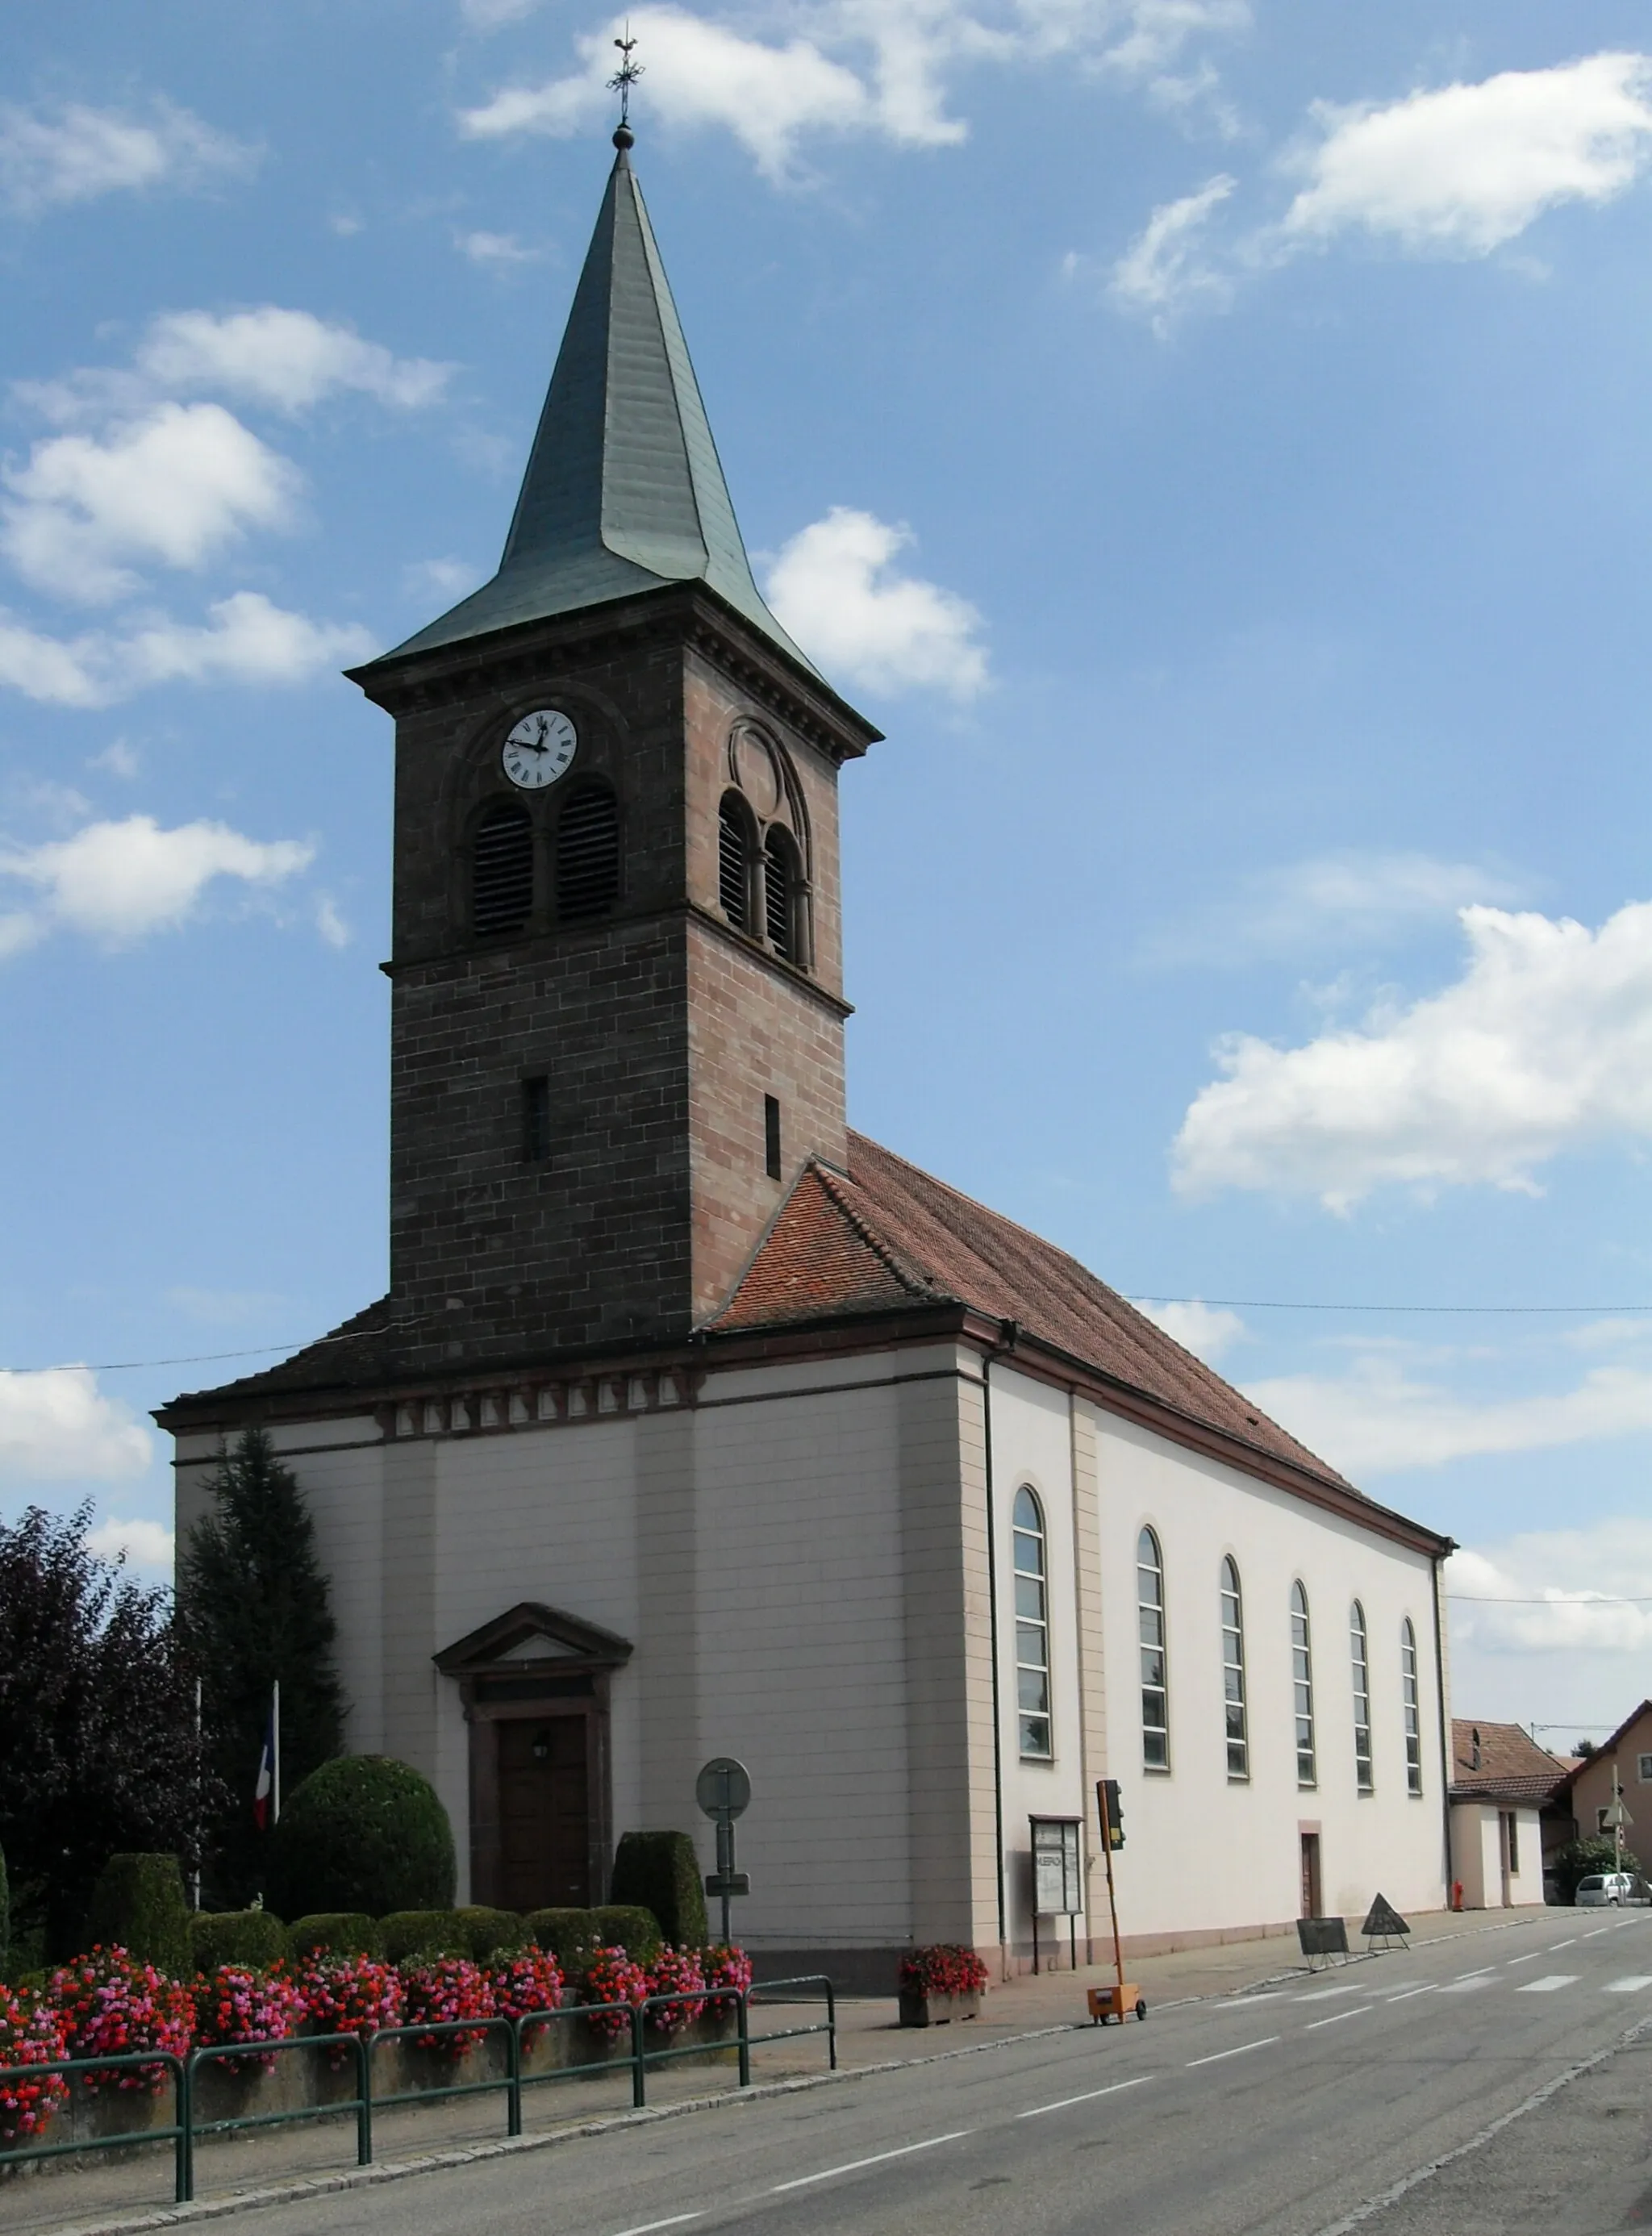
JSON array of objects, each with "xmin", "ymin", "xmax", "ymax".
[{"xmin": 0, "ymin": 1975, "xmax": 836, "ymax": 2204}]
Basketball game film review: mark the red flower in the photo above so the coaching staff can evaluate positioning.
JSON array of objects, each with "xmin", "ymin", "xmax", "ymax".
[
  {"xmin": 0, "ymin": 1984, "xmax": 69, "ymax": 2143},
  {"xmin": 899, "ymin": 1945, "xmax": 988, "ymax": 1997},
  {"xmin": 488, "ymin": 1949, "xmax": 563, "ymax": 2024},
  {"xmin": 580, "ymin": 1947, "xmax": 649, "ymax": 2039},
  {"xmin": 645, "ymin": 1947, "xmax": 707, "ymax": 2034},
  {"xmin": 190, "ymin": 1963, "xmax": 306, "ymax": 2075},
  {"xmin": 398, "ymin": 1957, "xmax": 495, "ymax": 2056},
  {"xmin": 50, "ymin": 1946, "xmax": 192, "ymax": 2096},
  {"xmin": 294, "ymin": 1954, "xmax": 403, "ymax": 2067}
]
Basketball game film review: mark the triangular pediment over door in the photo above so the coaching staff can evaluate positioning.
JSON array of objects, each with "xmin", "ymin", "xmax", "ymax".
[{"xmin": 432, "ymin": 1600, "xmax": 633, "ymax": 1679}]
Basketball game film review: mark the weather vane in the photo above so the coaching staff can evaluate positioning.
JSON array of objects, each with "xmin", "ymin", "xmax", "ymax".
[{"xmin": 608, "ymin": 23, "xmax": 643, "ymax": 136}]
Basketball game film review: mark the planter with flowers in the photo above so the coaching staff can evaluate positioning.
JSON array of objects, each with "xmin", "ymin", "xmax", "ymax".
[{"xmin": 898, "ymin": 1946, "xmax": 988, "ymax": 2027}]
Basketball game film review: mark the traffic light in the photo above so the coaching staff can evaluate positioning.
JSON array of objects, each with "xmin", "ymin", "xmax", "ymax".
[{"xmin": 1098, "ymin": 1778, "xmax": 1124, "ymax": 1850}]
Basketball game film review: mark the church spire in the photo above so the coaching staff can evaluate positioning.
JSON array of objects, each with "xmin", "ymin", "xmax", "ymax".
[{"xmin": 381, "ymin": 131, "xmax": 817, "ymax": 678}]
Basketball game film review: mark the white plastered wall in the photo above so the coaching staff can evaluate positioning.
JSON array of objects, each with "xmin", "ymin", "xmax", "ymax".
[{"xmin": 1087, "ymin": 1409, "xmax": 1448, "ymax": 1944}]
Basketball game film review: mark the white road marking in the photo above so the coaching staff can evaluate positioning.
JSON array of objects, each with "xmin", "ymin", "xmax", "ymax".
[
  {"xmin": 1605, "ymin": 1977, "xmax": 1652, "ymax": 1993},
  {"xmin": 1516, "ymin": 1975, "xmax": 1579, "ymax": 1994},
  {"xmin": 1387, "ymin": 1984, "xmax": 1437, "ymax": 2004},
  {"xmin": 1017, "ymin": 2075, "xmax": 1156, "ymax": 2119},
  {"xmin": 1187, "ymin": 2035, "xmax": 1279, "ymax": 2068},
  {"xmin": 1583, "ymin": 1927, "xmax": 1613, "ymax": 1939},
  {"xmin": 1297, "ymin": 1984, "xmax": 1362, "ymax": 2004},
  {"xmin": 771, "ymin": 2131, "xmax": 973, "ymax": 2193},
  {"xmin": 1548, "ymin": 1938, "xmax": 1577, "ymax": 1950},
  {"xmin": 1505, "ymin": 1951, "xmax": 1543, "ymax": 1966},
  {"xmin": 1438, "ymin": 1972, "xmax": 1493, "ymax": 1994},
  {"xmin": 609, "ymin": 2219, "xmax": 704, "ymax": 2236},
  {"xmin": 1217, "ymin": 1991, "xmax": 1287, "ymax": 2007},
  {"xmin": 1306, "ymin": 2005, "xmax": 1371, "ymax": 2030}
]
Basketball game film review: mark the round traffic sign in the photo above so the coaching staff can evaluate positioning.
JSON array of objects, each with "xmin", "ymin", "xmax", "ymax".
[{"xmin": 695, "ymin": 1756, "xmax": 752, "ymax": 1819}]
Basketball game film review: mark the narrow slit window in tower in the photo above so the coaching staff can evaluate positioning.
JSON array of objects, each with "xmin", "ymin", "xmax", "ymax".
[
  {"xmin": 522, "ymin": 1075, "xmax": 550, "ymax": 1162},
  {"xmin": 764, "ymin": 1095, "xmax": 782, "ymax": 1179}
]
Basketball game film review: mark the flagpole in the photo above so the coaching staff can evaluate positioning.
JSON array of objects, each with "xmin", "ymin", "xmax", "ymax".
[{"xmin": 273, "ymin": 1679, "xmax": 282, "ymax": 1827}]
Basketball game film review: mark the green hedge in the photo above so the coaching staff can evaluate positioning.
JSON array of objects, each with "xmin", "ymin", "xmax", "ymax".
[
  {"xmin": 527, "ymin": 1908, "xmax": 605, "ymax": 1979},
  {"xmin": 190, "ymin": 1909, "xmax": 290, "ymax": 1972},
  {"xmin": 84, "ymin": 1854, "xmax": 191, "ymax": 1978},
  {"xmin": 287, "ymin": 1913, "xmax": 385, "ymax": 1960},
  {"xmin": 452, "ymin": 1906, "xmax": 528, "ymax": 1962},
  {"xmin": 593, "ymin": 1904, "xmax": 661, "ymax": 1967},
  {"xmin": 269, "ymin": 1757, "xmax": 455, "ymax": 1919},
  {"xmin": 611, "ymin": 1832, "xmax": 707, "ymax": 1950},
  {"xmin": 381, "ymin": 1909, "xmax": 469, "ymax": 1963}
]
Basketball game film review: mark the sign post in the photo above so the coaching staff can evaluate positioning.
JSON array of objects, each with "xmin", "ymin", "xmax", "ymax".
[
  {"xmin": 696, "ymin": 1756, "xmax": 752, "ymax": 1947},
  {"xmin": 1028, "ymin": 1817, "xmax": 1083, "ymax": 1973},
  {"xmin": 1087, "ymin": 1779, "xmax": 1145, "ymax": 2025}
]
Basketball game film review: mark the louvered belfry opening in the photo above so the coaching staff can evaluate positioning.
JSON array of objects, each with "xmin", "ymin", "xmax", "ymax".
[
  {"xmin": 763, "ymin": 832, "xmax": 794, "ymax": 960},
  {"xmin": 473, "ymin": 802, "xmax": 534, "ymax": 937},
  {"xmin": 556, "ymin": 782, "xmax": 620, "ymax": 921},
  {"xmin": 719, "ymin": 796, "xmax": 750, "ymax": 929}
]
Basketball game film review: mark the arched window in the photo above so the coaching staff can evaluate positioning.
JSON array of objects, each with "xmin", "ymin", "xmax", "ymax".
[
  {"xmin": 719, "ymin": 795, "xmax": 753, "ymax": 930},
  {"xmin": 472, "ymin": 801, "xmax": 533, "ymax": 937},
  {"xmin": 1138, "ymin": 1528, "xmax": 1168, "ymax": 1771},
  {"xmin": 1012, "ymin": 1487, "xmax": 1052, "ymax": 1759},
  {"xmin": 1220, "ymin": 1557, "xmax": 1248, "ymax": 1780},
  {"xmin": 1350, "ymin": 1602, "xmax": 1373, "ymax": 1792},
  {"xmin": 1401, "ymin": 1620, "xmax": 1422, "ymax": 1796},
  {"xmin": 555, "ymin": 782, "xmax": 620, "ymax": 921},
  {"xmin": 1291, "ymin": 1582, "xmax": 1316, "ymax": 1788},
  {"xmin": 763, "ymin": 829, "xmax": 798, "ymax": 962}
]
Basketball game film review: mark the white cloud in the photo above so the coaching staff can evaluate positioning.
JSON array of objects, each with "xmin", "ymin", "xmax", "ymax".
[
  {"xmin": 456, "ymin": 229, "xmax": 538, "ymax": 266},
  {"xmin": 1448, "ymin": 1522, "xmax": 1652, "ymax": 1659},
  {"xmin": 2, "ymin": 403, "xmax": 298, "ymax": 603},
  {"xmin": 134, "ymin": 308, "xmax": 451, "ymax": 414},
  {"xmin": 315, "ymin": 895, "xmax": 352, "ymax": 948},
  {"xmin": 86, "ymin": 1515, "xmax": 175, "ymax": 1571},
  {"xmin": 764, "ymin": 506, "xmax": 987, "ymax": 698},
  {"xmin": 461, "ymin": 0, "xmax": 542, "ymax": 23},
  {"xmin": 458, "ymin": 2, "xmax": 1249, "ymax": 177},
  {"xmin": 0, "ymin": 1368, "xmax": 151, "ymax": 1486},
  {"xmin": 1279, "ymin": 52, "xmax": 1652, "ymax": 257},
  {"xmin": 0, "ymin": 98, "xmax": 254, "ymax": 214},
  {"xmin": 0, "ymin": 593, "xmax": 376, "ymax": 707},
  {"xmin": 1133, "ymin": 1297, "xmax": 1249, "ymax": 1364},
  {"xmin": 1108, "ymin": 173, "xmax": 1234, "ymax": 328},
  {"xmin": 1174, "ymin": 899, "xmax": 1652, "ymax": 1208},
  {"xmin": 1148, "ymin": 849, "xmax": 1529, "ymax": 967},
  {"xmin": 1248, "ymin": 1345, "xmax": 1652, "ymax": 1479},
  {"xmin": 0, "ymin": 813, "xmax": 315, "ymax": 951},
  {"xmin": 90, "ymin": 739, "xmax": 140, "ymax": 779},
  {"xmin": 406, "ymin": 557, "xmax": 482, "ymax": 601}
]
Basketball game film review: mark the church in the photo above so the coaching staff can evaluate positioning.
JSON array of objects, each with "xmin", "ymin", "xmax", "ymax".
[{"xmin": 160, "ymin": 122, "xmax": 1455, "ymax": 1983}]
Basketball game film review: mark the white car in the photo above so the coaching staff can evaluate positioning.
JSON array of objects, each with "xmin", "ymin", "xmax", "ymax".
[{"xmin": 1575, "ymin": 1871, "xmax": 1650, "ymax": 1907}]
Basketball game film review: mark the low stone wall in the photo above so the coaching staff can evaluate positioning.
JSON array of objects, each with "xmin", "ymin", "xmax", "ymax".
[{"xmin": 6, "ymin": 2008, "xmax": 739, "ymax": 2171}]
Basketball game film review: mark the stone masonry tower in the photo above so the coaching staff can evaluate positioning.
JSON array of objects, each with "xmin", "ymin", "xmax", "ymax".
[{"xmin": 347, "ymin": 130, "xmax": 880, "ymax": 1374}]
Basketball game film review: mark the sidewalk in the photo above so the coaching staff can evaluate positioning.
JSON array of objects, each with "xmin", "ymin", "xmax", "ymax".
[{"xmin": 0, "ymin": 1907, "xmax": 1549, "ymax": 2236}]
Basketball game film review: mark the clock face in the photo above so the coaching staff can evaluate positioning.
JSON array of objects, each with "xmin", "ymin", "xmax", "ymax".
[{"xmin": 502, "ymin": 708, "xmax": 578, "ymax": 791}]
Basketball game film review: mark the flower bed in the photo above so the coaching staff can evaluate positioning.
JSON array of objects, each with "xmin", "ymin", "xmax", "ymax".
[
  {"xmin": 290, "ymin": 1954, "xmax": 403, "ymax": 2067},
  {"xmin": 897, "ymin": 1946, "xmax": 988, "ymax": 2028},
  {"xmin": 579, "ymin": 1946, "xmax": 649, "ymax": 2039},
  {"xmin": 192, "ymin": 1965, "xmax": 307, "ymax": 2076},
  {"xmin": 398, "ymin": 1956, "xmax": 495, "ymax": 2055},
  {"xmin": 0, "ymin": 1987, "xmax": 68, "ymax": 2144},
  {"xmin": 51, "ymin": 1949, "xmax": 194, "ymax": 2094},
  {"xmin": 645, "ymin": 1947, "xmax": 706, "ymax": 2034}
]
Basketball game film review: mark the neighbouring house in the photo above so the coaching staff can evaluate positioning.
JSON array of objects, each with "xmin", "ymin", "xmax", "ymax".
[
  {"xmin": 1446, "ymin": 1721, "xmax": 1570, "ymax": 1908},
  {"xmin": 1553, "ymin": 1702, "xmax": 1652, "ymax": 1875},
  {"xmin": 156, "ymin": 127, "xmax": 1457, "ymax": 1984}
]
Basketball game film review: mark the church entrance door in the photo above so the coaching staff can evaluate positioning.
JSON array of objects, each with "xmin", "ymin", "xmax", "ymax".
[{"xmin": 498, "ymin": 1716, "xmax": 590, "ymax": 1910}]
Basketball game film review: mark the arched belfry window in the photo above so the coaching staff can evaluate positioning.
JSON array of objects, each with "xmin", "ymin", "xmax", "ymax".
[
  {"xmin": 1350, "ymin": 1601, "xmax": 1374, "ymax": 1792},
  {"xmin": 556, "ymin": 782, "xmax": 619, "ymax": 922},
  {"xmin": 1291, "ymin": 1582, "xmax": 1316, "ymax": 1788},
  {"xmin": 719, "ymin": 795, "xmax": 753, "ymax": 931},
  {"xmin": 472, "ymin": 801, "xmax": 533, "ymax": 937},
  {"xmin": 1012, "ymin": 1487, "xmax": 1052, "ymax": 1759},
  {"xmin": 763, "ymin": 829, "xmax": 798, "ymax": 962},
  {"xmin": 1220, "ymin": 1557, "xmax": 1248, "ymax": 1780},
  {"xmin": 1138, "ymin": 1528, "xmax": 1169, "ymax": 1771}
]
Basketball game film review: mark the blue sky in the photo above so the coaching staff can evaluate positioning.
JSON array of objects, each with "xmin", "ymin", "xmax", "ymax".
[{"xmin": 4, "ymin": 0, "xmax": 1652, "ymax": 1745}]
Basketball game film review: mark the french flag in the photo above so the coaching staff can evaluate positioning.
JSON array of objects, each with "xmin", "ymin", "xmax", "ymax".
[{"xmin": 253, "ymin": 1708, "xmax": 275, "ymax": 1830}]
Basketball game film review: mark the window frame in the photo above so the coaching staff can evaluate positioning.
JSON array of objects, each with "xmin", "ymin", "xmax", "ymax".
[
  {"xmin": 1291, "ymin": 1580, "xmax": 1317, "ymax": 1789},
  {"xmin": 1400, "ymin": 1617, "xmax": 1423, "ymax": 1797},
  {"xmin": 470, "ymin": 797, "xmax": 536, "ymax": 940},
  {"xmin": 718, "ymin": 791, "xmax": 757, "ymax": 932},
  {"xmin": 1138, "ymin": 1526, "xmax": 1170, "ymax": 1773},
  {"xmin": 1012, "ymin": 1486, "xmax": 1053, "ymax": 1761},
  {"xmin": 1220, "ymin": 1556, "xmax": 1248, "ymax": 1781},
  {"xmin": 1350, "ymin": 1600, "xmax": 1374, "ymax": 1794}
]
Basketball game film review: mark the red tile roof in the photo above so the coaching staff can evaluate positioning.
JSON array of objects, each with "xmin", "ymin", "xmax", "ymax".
[
  {"xmin": 716, "ymin": 1133, "xmax": 1360, "ymax": 1497},
  {"xmin": 1448, "ymin": 1719, "xmax": 1570, "ymax": 1803}
]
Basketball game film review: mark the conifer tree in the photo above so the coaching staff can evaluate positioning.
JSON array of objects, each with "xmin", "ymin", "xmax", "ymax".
[{"xmin": 176, "ymin": 1428, "xmax": 346, "ymax": 1904}]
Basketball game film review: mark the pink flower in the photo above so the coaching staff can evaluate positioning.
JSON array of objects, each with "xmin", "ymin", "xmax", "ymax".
[
  {"xmin": 398, "ymin": 1957, "xmax": 494, "ymax": 2056},
  {"xmin": 191, "ymin": 1963, "xmax": 306, "ymax": 2075},
  {"xmin": 0, "ymin": 1985, "xmax": 69, "ymax": 2142},
  {"xmin": 580, "ymin": 1947, "xmax": 649, "ymax": 2039},
  {"xmin": 645, "ymin": 1947, "xmax": 707, "ymax": 2034},
  {"xmin": 49, "ymin": 1947, "xmax": 192, "ymax": 2096}
]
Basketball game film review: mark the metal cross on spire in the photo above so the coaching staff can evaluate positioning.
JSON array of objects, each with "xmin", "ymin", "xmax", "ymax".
[{"xmin": 608, "ymin": 23, "xmax": 643, "ymax": 138}]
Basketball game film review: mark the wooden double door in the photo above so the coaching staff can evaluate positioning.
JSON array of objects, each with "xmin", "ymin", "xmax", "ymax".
[{"xmin": 496, "ymin": 1715, "xmax": 591, "ymax": 1912}]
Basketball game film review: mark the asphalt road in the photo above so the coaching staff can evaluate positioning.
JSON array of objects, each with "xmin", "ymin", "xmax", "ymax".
[{"xmin": 231, "ymin": 1910, "xmax": 1652, "ymax": 2236}]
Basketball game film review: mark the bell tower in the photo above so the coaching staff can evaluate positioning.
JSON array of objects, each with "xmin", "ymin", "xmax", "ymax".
[{"xmin": 348, "ymin": 128, "xmax": 880, "ymax": 1375}]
